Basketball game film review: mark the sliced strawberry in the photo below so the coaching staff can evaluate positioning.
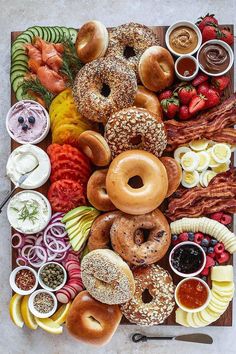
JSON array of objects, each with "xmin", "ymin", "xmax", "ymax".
[
  {"xmin": 189, "ymin": 94, "xmax": 206, "ymax": 115},
  {"xmin": 192, "ymin": 73, "xmax": 209, "ymax": 86},
  {"xmin": 211, "ymin": 75, "xmax": 230, "ymax": 92},
  {"xmin": 205, "ymin": 255, "xmax": 215, "ymax": 268},
  {"xmin": 201, "ymin": 267, "xmax": 209, "ymax": 276},
  {"xmin": 179, "ymin": 232, "xmax": 189, "ymax": 242}
]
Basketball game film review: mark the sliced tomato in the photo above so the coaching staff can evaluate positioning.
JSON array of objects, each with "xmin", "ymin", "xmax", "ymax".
[
  {"xmin": 47, "ymin": 144, "xmax": 62, "ymax": 157},
  {"xmin": 50, "ymin": 168, "xmax": 82, "ymax": 183},
  {"xmin": 48, "ymin": 179, "xmax": 86, "ymax": 212}
]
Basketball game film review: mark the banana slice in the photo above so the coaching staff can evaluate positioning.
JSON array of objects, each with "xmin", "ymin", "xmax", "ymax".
[
  {"xmin": 212, "ymin": 281, "xmax": 234, "ymax": 292},
  {"xmin": 207, "ymin": 147, "xmax": 219, "ymax": 168},
  {"xmin": 200, "ymin": 170, "xmax": 217, "ymax": 187},
  {"xmin": 175, "ymin": 308, "xmax": 189, "ymax": 327},
  {"xmin": 211, "ymin": 290, "xmax": 231, "ymax": 303},
  {"xmin": 189, "ymin": 139, "xmax": 209, "ymax": 151},
  {"xmin": 211, "ymin": 143, "xmax": 231, "ymax": 164},
  {"xmin": 186, "ymin": 312, "xmax": 199, "ymax": 328},
  {"xmin": 211, "ymin": 265, "xmax": 234, "ymax": 282},
  {"xmin": 208, "ymin": 301, "xmax": 225, "ymax": 314},
  {"xmin": 174, "ymin": 146, "xmax": 191, "ymax": 163},
  {"xmin": 181, "ymin": 170, "xmax": 200, "ymax": 188},
  {"xmin": 181, "ymin": 151, "xmax": 200, "ymax": 172},
  {"xmin": 212, "ymin": 162, "xmax": 230, "ymax": 173},
  {"xmin": 196, "ymin": 151, "xmax": 210, "ymax": 172},
  {"xmin": 192, "ymin": 312, "xmax": 207, "ymax": 327}
]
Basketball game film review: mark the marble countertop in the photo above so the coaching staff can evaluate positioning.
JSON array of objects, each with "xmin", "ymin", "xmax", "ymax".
[{"xmin": 0, "ymin": 0, "xmax": 235, "ymax": 353}]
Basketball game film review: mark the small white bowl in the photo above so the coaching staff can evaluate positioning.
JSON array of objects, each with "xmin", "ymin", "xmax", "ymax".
[
  {"xmin": 38, "ymin": 262, "xmax": 67, "ymax": 292},
  {"xmin": 165, "ymin": 21, "xmax": 202, "ymax": 57},
  {"xmin": 6, "ymin": 100, "xmax": 50, "ymax": 145},
  {"xmin": 175, "ymin": 55, "xmax": 199, "ymax": 81},
  {"xmin": 197, "ymin": 39, "xmax": 234, "ymax": 77},
  {"xmin": 9, "ymin": 266, "xmax": 38, "ymax": 295},
  {"xmin": 175, "ymin": 277, "xmax": 211, "ymax": 313},
  {"xmin": 169, "ymin": 241, "xmax": 206, "ymax": 278},
  {"xmin": 7, "ymin": 190, "xmax": 52, "ymax": 234},
  {"xmin": 28, "ymin": 289, "xmax": 58, "ymax": 318}
]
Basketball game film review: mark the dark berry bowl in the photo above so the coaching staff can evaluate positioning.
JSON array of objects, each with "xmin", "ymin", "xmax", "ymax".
[{"xmin": 169, "ymin": 241, "xmax": 206, "ymax": 278}]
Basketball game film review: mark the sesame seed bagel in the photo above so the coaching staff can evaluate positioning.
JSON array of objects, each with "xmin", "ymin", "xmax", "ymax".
[
  {"xmin": 81, "ymin": 249, "xmax": 135, "ymax": 305},
  {"xmin": 105, "ymin": 23, "xmax": 160, "ymax": 78},
  {"xmin": 104, "ymin": 107, "xmax": 167, "ymax": 159},
  {"xmin": 121, "ymin": 264, "xmax": 175, "ymax": 326},
  {"xmin": 73, "ymin": 57, "xmax": 137, "ymax": 124}
]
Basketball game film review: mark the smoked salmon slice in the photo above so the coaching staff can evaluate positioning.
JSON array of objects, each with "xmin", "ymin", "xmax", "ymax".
[
  {"xmin": 28, "ymin": 58, "xmax": 41, "ymax": 73},
  {"xmin": 37, "ymin": 66, "xmax": 66, "ymax": 94},
  {"xmin": 34, "ymin": 37, "xmax": 63, "ymax": 72},
  {"xmin": 24, "ymin": 43, "xmax": 42, "ymax": 65}
]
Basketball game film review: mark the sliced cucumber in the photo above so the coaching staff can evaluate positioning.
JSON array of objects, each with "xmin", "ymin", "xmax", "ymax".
[
  {"xmin": 45, "ymin": 27, "xmax": 51, "ymax": 42},
  {"xmin": 11, "ymin": 41, "xmax": 26, "ymax": 53},
  {"xmin": 61, "ymin": 26, "xmax": 70, "ymax": 40},
  {"xmin": 68, "ymin": 28, "xmax": 78, "ymax": 43},
  {"xmin": 10, "ymin": 64, "xmax": 28, "ymax": 74},
  {"xmin": 11, "ymin": 60, "xmax": 28, "ymax": 69},
  {"xmin": 12, "ymin": 53, "xmax": 28, "ymax": 63},
  {"xmin": 12, "ymin": 48, "xmax": 26, "ymax": 59},
  {"xmin": 51, "ymin": 27, "xmax": 61, "ymax": 42},
  {"xmin": 15, "ymin": 84, "xmax": 31, "ymax": 101},
  {"xmin": 16, "ymin": 32, "xmax": 32, "ymax": 43},
  {"xmin": 12, "ymin": 76, "xmax": 25, "ymax": 92},
  {"xmin": 22, "ymin": 30, "xmax": 35, "ymax": 42},
  {"xmin": 55, "ymin": 26, "xmax": 64, "ymax": 41},
  {"xmin": 41, "ymin": 27, "xmax": 49, "ymax": 41},
  {"xmin": 26, "ymin": 27, "xmax": 40, "ymax": 38},
  {"xmin": 31, "ymin": 26, "xmax": 44, "ymax": 38},
  {"xmin": 48, "ymin": 27, "xmax": 57, "ymax": 42},
  {"xmin": 10, "ymin": 70, "xmax": 27, "ymax": 84}
]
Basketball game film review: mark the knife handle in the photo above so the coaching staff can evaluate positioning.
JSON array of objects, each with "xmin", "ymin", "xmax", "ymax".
[
  {"xmin": 132, "ymin": 333, "xmax": 173, "ymax": 342},
  {"xmin": 0, "ymin": 186, "xmax": 17, "ymax": 213}
]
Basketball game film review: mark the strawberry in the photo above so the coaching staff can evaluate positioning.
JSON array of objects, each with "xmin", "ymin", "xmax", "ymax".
[
  {"xmin": 202, "ymin": 24, "xmax": 222, "ymax": 42},
  {"xmin": 189, "ymin": 94, "xmax": 206, "ymax": 115},
  {"xmin": 161, "ymin": 97, "xmax": 179, "ymax": 119},
  {"xmin": 205, "ymin": 255, "xmax": 215, "ymax": 268},
  {"xmin": 201, "ymin": 267, "xmax": 209, "ymax": 276},
  {"xmin": 192, "ymin": 73, "xmax": 209, "ymax": 87},
  {"xmin": 196, "ymin": 13, "xmax": 218, "ymax": 32},
  {"xmin": 211, "ymin": 75, "xmax": 230, "ymax": 91},
  {"xmin": 179, "ymin": 105, "xmax": 191, "ymax": 120},
  {"xmin": 197, "ymin": 82, "xmax": 210, "ymax": 95},
  {"xmin": 221, "ymin": 28, "xmax": 234, "ymax": 45},
  {"xmin": 204, "ymin": 88, "xmax": 220, "ymax": 109},
  {"xmin": 158, "ymin": 89, "xmax": 173, "ymax": 101},
  {"xmin": 178, "ymin": 85, "xmax": 197, "ymax": 105}
]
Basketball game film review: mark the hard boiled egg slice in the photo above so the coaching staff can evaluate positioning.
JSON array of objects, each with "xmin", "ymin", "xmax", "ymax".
[
  {"xmin": 211, "ymin": 143, "xmax": 231, "ymax": 164},
  {"xmin": 174, "ymin": 146, "xmax": 191, "ymax": 163},
  {"xmin": 212, "ymin": 162, "xmax": 230, "ymax": 173},
  {"xmin": 189, "ymin": 139, "xmax": 209, "ymax": 151},
  {"xmin": 207, "ymin": 148, "xmax": 219, "ymax": 168},
  {"xmin": 200, "ymin": 170, "xmax": 217, "ymax": 187},
  {"xmin": 196, "ymin": 151, "xmax": 210, "ymax": 172},
  {"xmin": 181, "ymin": 151, "xmax": 199, "ymax": 172},
  {"xmin": 181, "ymin": 170, "xmax": 200, "ymax": 188}
]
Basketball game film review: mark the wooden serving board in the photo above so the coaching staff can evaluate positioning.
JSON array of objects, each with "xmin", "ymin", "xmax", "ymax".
[{"xmin": 11, "ymin": 25, "xmax": 234, "ymax": 326}]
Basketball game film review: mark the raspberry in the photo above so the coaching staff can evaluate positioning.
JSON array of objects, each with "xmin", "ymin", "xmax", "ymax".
[
  {"xmin": 194, "ymin": 232, "xmax": 204, "ymax": 244},
  {"xmin": 179, "ymin": 232, "xmax": 189, "ymax": 242},
  {"xmin": 216, "ymin": 251, "xmax": 230, "ymax": 264},
  {"xmin": 214, "ymin": 242, "xmax": 225, "ymax": 255},
  {"xmin": 210, "ymin": 212, "xmax": 223, "ymax": 222},
  {"xmin": 220, "ymin": 214, "xmax": 232, "ymax": 225}
]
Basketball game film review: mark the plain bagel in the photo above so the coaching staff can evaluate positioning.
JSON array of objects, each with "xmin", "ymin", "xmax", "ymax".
[
  {"xmin": 75, "ymin": 21, "xmax": 109, "ymax": 63},
  {"xmin": 139, "ymin": 46, "xmax": 175, "ymax": 92},
  {"xmin": 66, "ymin": 291, "xmax": 122, "ymax": 346},
  {"xmin": 134, "ymin": 85, "xmax": 163, "ymax": 118},
  {"xmin": 160, "ymin": 157, "xmax": 182, "ymax": 197}
]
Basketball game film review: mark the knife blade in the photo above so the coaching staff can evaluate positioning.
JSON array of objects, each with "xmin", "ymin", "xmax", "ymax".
[{"xmin": 174, "ymin": 333, "xmax": 213, "ymax": 344}]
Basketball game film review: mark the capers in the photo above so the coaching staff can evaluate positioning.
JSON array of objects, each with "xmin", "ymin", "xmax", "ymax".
[{"xmin": 40, "ymin": 263, "xmax": 65, "ymax": 289}]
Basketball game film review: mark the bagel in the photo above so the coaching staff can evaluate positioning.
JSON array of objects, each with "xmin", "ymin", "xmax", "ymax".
[
  {"xmin": 75, "ymin": 21, "xmax": 109, "ymax": 63},
  {"xmin": 106, "ymin": 150, "xmax": 168, "ymax": 215},
  {"xmin": 110, "ymin": 209, "xmax": 171, "ymax": 265},
  {"xmin": 134, "ymin": 85, "xmax": 163, "ymax": 118},
  {"xmin": 87, "ymin": 169, "xmax": 116, "ymax": 211},
  {"xmin": 78, "ymin": 130, "xmax": 111, "ymax": 166},
  {"xmin": 139, "ymin": 46, "xmax": 175, "ymax": 92},
  {"xmin": 73, "ymin": 57, "xmax": 137, "ymax": 124},
  {"xmin": 66, "ymin": 291, "xmax": 122, "ymax": 346},
  {"xmin": 104, "ymin": 107, "xmax": 167, "ymax": 159},
  {"xmin": 81, "ymin": 249, "xmax": 135, "ymax": 304},
  {"xmin": 105, "ymin": 22, "xmax": 160, "ymax": 78},
  {"xmin": 160, "ymin": 157, "xmax": 182, "ymax": 197}
]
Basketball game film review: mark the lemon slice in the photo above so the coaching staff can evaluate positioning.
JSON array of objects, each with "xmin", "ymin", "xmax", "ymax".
[
  {"xmin": 181, "ymin": 170, "xmax": 199, "ymax": 188},
  {"xmin": 196, "ymin": 151, "xmax": 210, "ymax": 172},
  {"xmin": 51, "ymin": 302, "xmax": 71, "ymax": 325},
  {"xmin": 9, "ymin": 293, "xmax": 24, "ymax": 328},
  {"xmin": 174, "ymin": 146, "xmax": 191, "ymax": 163},
  {"xmin": 200, "ymin": 170, "xmax": 217, "ymax": 187},
  {"xmin": 207, "ymin": 148, "xmax": 219, "ymax": 168},
  {"xmin": 21, "ymin": 295, "xmax": 38, "ymax": 330},
  {"xmin": 181, "ymin": 151, "xmax": 199, "ymax": 172},
  {"xmin": 35, "ymin": 317, "xmax": 63, "ymax": 334},
  {"xmin": 212, "ymin": 162, "xmax": 230, "ymax": 173},
  {"xmin": 211, "ymin": 143, "xmax": 231, "ymax": 164},
  {"xmin": 189, "ymin": 139, "xmax": 209, "ymax": 151}
]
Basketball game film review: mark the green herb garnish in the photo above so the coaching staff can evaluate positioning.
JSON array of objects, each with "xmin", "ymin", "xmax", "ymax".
[
  {"xmin": 21, "ymin": 78, "xmax": 54, "ymax": 109},
  {"xmin": 12, "ymin": 200, "xmax": 39, "ymax": 224},
  {"xmin": 60, "ymin": 36, "xmax": 83, "ymax": 86}
]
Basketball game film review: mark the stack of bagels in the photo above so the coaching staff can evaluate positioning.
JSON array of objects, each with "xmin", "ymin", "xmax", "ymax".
[{"xmin": 66, "ymin": 20, "xmax": 180, "ymax": 347}]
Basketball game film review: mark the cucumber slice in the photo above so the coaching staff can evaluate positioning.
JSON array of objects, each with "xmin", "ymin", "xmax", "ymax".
[
  {"xmin": 26, "ymin": 26, "xmax": 41, "ymax": 37},
  {"xmin": 45, "ymin": 27, "xmax": 51, "ymax": 42},
  {"xmin": 12, "ymin": 76, "xmax": 25, "ymax": 92},
  {"xmin": 16, "ymin": 32, "xmax": 32, "ymax": 43},
  {"xmin": 10, "ymin": 70, "xmax": 26, "ymax": 84},
  {"xmin": 61, "ymin": 27, "xmax": 70, "ymax": 40},
  {"xmin": 10, "ymin": 64, "xmax": 28, "ymax": 74},
  {"xmin": 22, "ymin": 30, "xmax": 35, "ymax": 42},
  {"xmin": 55, "ymin": 26, "xmax": 64, "ymax": 41},
  {"xmin": 68, "ymin": 28, "xmax": 78, "ymax": 43},
  {"xmin": 12, "ymin": 53, "xmax": 28, "ymax": 64},
  {"xmin": 15, "ymin": 84, "xmax": 31, "ymax": 101},
  {"xmin": 11, "ymin": 41, "xmax": 25, "ymax": 53},
  {"xmin": 32, "ymin": 26, "xmax": 44, "ymax": 38},
  {"xmin": 48, "ymin": 27, "xmax": 57, "ymax": 42},
  {"xmin": 52, "ymin": 27, "xmax": 61, "ymax": 42},
  {"xmin": 41, "ymin": 27, "xmax": 49, "ymax": 41},
  {"xmin": 11, "ymin": 60, "xmax": 28, "ymax": 69},
  {"xmin": 12, "ymin": 48, "xmax": 26, "ymax": 59}
]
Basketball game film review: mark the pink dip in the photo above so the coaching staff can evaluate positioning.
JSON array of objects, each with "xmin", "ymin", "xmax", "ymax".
[{"xmin": 7, "ymin": 101, "xmax": 48, "ymax": 143}]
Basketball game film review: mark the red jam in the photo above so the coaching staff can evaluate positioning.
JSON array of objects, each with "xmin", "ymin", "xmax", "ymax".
[
  {"xmin": 177, "ymin": 57, "xmax": 196, "ymax": 77},
  {"xmin": 177, "ymin": 279, "xmax": 208, "ymax": 309}
]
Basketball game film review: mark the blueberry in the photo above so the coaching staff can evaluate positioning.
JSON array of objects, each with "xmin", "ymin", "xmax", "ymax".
[
  {"xmin": 210, "ymin": 239, "xmax": 218, "ymax": 247},
  {"xmin": 202, "ymin": 276, "xmax": 207, "ymax": 282},
  {"xmin": 28, "ymin": 116, "xmax": 35, "ymax": 124},
  {"xmin": 201, "ymin": 238, "xmax": 209, "ymax": 247},
  {"xmin": 172, "ymin": 234, "xmax": 178, "ymax": 241},
  {"xmin": 202, "ymin": 246, "xmax": 208, "ymax": 253},
  {"xmin": 207, "ymin": 247, "xmax": 214, "ymax": 254},
  {"xmin": 18, "ymin": 116, "xmax": 24, "ymax": 124},
  {"xmin": 22, "ymin": 124, "xmax": 28, "ymax": 131},
  {"xmin": 188, "ymin": 232, "xmax": 195, "ymax": 241}
]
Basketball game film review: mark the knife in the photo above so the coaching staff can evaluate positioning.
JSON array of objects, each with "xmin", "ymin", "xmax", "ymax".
[{"xmin": 132, "ymin": 333, "xmax": 213, "ymax": 345}]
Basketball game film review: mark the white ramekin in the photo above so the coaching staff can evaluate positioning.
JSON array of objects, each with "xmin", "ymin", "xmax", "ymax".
[
  {"xmin": 38, "ymin": 262, "xmax": 67, "ymax": 292},
  {"xmin": 9, "ymin": 266, "xmax": 38, "ymax": 295},
  {"xmin": 175, "ymin": 55, "xmax": 199, "ymax": 81},
  {"xmin": 197, "ymin": 39, "xmax": 234, "ymax": 77},
  {"xmin": 165, "ymin": 21, "xmax": 202, "ymax": 57},
  {"xmin": 28, "ymin": 289, "xmax": 58, "ymax": 318},
  {"xmin": 169, "ymin": 241, "xmax": 206, "ymax": 278},
  {"xmin": 6, "ymin": 100, "xmax": 50, "ymax": 145},
  {"xmin": 175, "ymin": 277, "xmax": 211, "ymax": 313}
]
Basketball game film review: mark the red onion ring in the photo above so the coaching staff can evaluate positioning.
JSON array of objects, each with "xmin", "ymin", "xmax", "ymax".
[
  {"xmin": 12, "ymin": 233, "xmax": 25, "ymax": 249},
  {"xmin": 16, "ymin": 257, "xmax": 27, "ymax": 266},
  {"xmin": 28, "ymin": 246, "xmax": 47, "ymax": 267}
]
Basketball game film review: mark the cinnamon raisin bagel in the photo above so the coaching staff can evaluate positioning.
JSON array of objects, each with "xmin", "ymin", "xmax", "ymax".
[
  {"xmin": 73, "ymin": 57, "xmax": 137, "ymax": 124},
  {"xmin": 105, "ymin": 23, "xmax": 160, "ymax": 78},
  {"xmin": 110, "ymin": 209, "xmax": 171, "ymax": 265}
]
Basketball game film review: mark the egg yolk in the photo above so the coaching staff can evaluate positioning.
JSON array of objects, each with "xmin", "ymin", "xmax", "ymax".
[
  {"xmin": 184, "ymin": 172, "xmax": 195, "ymax": 183},
  {"xmin": 214, "ymin": 145, "xmax": 227, "ymax": 159},
  {"xmin": 182, "ymin": 157, "xmax": 193, "ymax": 167}
]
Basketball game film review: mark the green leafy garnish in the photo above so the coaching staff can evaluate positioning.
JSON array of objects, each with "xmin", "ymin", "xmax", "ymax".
[
  {"xmin": 12, "ymin": 201, "xmax": 39, "ymax": 224},
  {"xmin": 21, "ymin": 78, "xmax": 54, "ymax": 109},
  {"xmin": 60, "ymin": 36, "xmax": 83, "ymax": 86}
]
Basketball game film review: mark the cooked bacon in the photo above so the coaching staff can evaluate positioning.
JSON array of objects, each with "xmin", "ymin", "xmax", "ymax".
[
  {"xmin": 165, "ymin": 94, "xmax": 236, "ymax": 151},
  {"xmin": 205, "ymin": 128, "xmax": 236, "ymax": 145},
  {"xmin": 165, "ymin": 169, "xmax": 236, "ymax": 221}
]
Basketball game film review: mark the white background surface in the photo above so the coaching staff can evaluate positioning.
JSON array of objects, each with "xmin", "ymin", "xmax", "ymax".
[{"xmin": 0, "ymin": 1, "xmax": 236, "ymax": 353}]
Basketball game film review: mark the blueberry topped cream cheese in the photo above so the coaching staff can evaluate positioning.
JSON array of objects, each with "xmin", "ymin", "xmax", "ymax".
[{"xmin": 6, "ymin": 100, "xmax": 50, "ymax": 144}]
